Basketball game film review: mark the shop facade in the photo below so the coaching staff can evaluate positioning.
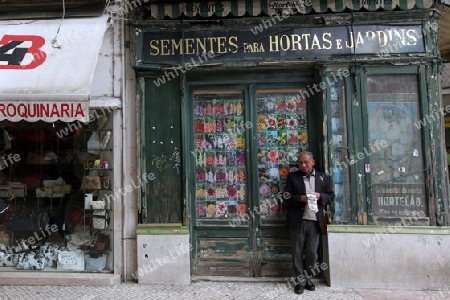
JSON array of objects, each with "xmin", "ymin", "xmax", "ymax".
[
  {"xmin": 132, "ymin": 0, "xmax": 449, "ymax": 288},
  {"xmin": 0, "ymin": 9, "xmax": 125, "ymax": 284}
]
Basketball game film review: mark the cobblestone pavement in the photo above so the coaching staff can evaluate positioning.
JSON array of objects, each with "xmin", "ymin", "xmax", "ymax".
[{"xmin": 0, "ymin": 281, "xmax": 448, "ymax": 300}]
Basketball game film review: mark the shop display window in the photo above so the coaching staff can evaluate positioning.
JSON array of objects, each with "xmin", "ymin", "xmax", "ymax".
[
  {"xmin": 193, "ymin": 89, "xmax": 308, "ymax": 221},
  {"xmin": 0, "ymin": 110, "xmax": 113, "ymax": 272},
  {"xmin": 366, "ymin": 75, "xmax": 426, "ymax": 218},
  {"xmin": 194, "ymin": 91, "xmax": 248, "ymax": 219},
  {"xmin": 329, "ymin": 79, "xmax": 350, "ymax": 223},
  {"xmin": 256, "ymin": 90, "xmax": 308, "ymax": 220}
]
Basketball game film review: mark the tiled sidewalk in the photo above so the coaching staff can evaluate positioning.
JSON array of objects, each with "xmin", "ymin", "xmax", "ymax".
[{"xmin": 0, "ymin": 281, "xmax": 448, "ymax": 300}]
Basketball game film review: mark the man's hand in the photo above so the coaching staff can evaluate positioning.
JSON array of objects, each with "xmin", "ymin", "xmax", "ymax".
[{"xmin": 300, "ymin": 193, "xmax": 320, "ymax": 202}]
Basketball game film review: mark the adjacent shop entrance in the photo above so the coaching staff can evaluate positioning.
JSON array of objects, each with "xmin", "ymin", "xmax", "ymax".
[{"xmin": 189, "ymin": 74, "xmax": 323, "ymax": 276}]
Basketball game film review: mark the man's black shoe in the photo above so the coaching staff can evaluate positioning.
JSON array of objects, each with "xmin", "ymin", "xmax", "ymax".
[
  {"xmin": 305, "ymin": 280, "xmax": 315, "ymax": 291},
  {"xmin": 294, "ymin": 284, "xmax": 304, "ymax": 294}
]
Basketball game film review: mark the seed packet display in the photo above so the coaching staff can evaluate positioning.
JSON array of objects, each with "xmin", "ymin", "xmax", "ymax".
[
  {"xmin": 213, "ymin": 100, "xmax": 224, "ymax": 115},
  {"xmin": 215, "ymin": 168, "xmax": 226, "ymax": 184},
  {"xmin": 224, "ymin": 117, "xmax": 235, "ymax": 133},
  {"xmin": 194, "ymin": 97, "xmax": 248, "ymax": 221},
  {"xmin": 216, "ymin": 152, "xmax": 226, "ymax": 167},
  {"xmin": 204, "ymin": 117, "xmax": 215, "ymax": 133},
  {"xmin": 226, "ymin": 151, "xmax": 235, "ymax": 166},
  {"xmin": 216, "ymin": 200, "xmax": 228, "ymax": 218},
  {"xmin": 205, "ymin": 152, "xmax": 216, "ymax": 167},
  {"xmin": 195, "ymin": 118, "xmax": 204, "ymax": 133},
  {"xmin": 215, "ymin": 118, "xmax": 224, "ymax": 133},
  {"xmin": 205, "ymin": 134, "xmax": 216, "ymax": 150},
  {"xmin": 196, "ymin": 201, "xmax": 207, "ymax": 218},
  {"xmin": 194, "ymin": 102, "xmax": 205, "ymax": 116},
  {"xmin": 196, "ymin": 169, "xmax": 206, "ymax": 182},
  {"xmin": 206, "ymin": 201, "xmax": 216, "ymax": 218},
  {"xmin": 227, "ymin": 200, "xmax": 238, "ymax": 217},
  {"xmin": 266, "ymin": 131, "xmax": 278, "ymax": 146},
  {"xmin": 195, "ymin": 134, "xmax": 205, "ymax": 149}
]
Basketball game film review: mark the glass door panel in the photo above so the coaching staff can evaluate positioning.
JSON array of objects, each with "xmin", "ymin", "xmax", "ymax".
[
  {"xmin": 193, "ymin": 90, "xmax": 247, "ymax": 221},
  {"xmin": 329, "ymin": 78, "xmax": 351, "ymax": 223},
  {"xmin": 255, "ymin": 89, "xmax": 308, "ymax": 222},
  {"xmin": 366, "ymin": 75, "xmax": 427, "ymax": 218}
]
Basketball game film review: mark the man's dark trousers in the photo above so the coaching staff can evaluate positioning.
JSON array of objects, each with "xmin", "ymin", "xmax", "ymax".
[{"xmin": 290, "ymin": 219, "xmax": 320, "ymax": 286}]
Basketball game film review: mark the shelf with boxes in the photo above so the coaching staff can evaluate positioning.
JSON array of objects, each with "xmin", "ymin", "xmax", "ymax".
[
  {"xmin": 73, "ymin": 116, "xmax": 114, "ymax": 272},
  {"xmin": 86, "ymin": 129, "xmax": 112, "ymax": 154},
  {"xmin": 81, "ymin": 158, "xmax": 112, "ymax": 191}
]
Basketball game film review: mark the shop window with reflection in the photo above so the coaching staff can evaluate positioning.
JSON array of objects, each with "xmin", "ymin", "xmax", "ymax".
[
  {"xmin": 192, "ymin": 89, "xmax": 310, "ymax": 223},
  {"xmin": 255, "ymin": 90, "xmax": 308, "ymax": 221},
  {"xmin": 193, "ymin": 91, "xmax": 248, "ymax": 220},
  {"xmin": 329, "ymin": 79, "xmax": 351, "ymax": 223},
  {"xmin": 366, "ymin": 75, "xmax": 427, "ymax": 220},
  {"xmin": 0, "ymin": 110, "xmax": 114, "ymax": 272}
]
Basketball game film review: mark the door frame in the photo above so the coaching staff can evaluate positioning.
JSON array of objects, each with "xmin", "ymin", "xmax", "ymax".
[
  {"xmin": 353, "ymin": 65, "xmax": 432, "ymax": 225},
  {"xmin": 183, "ymin": 68, "xmax": 324, "ymax": 276}
]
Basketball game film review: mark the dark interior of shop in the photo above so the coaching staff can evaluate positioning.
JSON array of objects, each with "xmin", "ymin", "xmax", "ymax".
[{"xmin": 0, "ymin": 112, "xmax": 113, "ymax": 271}]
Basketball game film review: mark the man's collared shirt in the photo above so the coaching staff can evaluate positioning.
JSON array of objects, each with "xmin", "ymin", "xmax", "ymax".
[{"xmin": 302, "ymin": 170, "xmax": 317, "ymax": 221}]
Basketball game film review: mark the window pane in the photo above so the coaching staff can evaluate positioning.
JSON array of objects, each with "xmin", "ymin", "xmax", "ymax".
[
  {"xmin": 193, "ymin": 91, "xmax": 247, "ymax": 220},
  {"xmin": 329, "ymin": 78, "xmax": 351, "ymax": 223},
  {"xmin": 366, "ymin": 75, "xmax": 427, "ymax": 218},
  {"xmin": 256, "ymin": 89, "xmax": 308, "ymax": 221}
]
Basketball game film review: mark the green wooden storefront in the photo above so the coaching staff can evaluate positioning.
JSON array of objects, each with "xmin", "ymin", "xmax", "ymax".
[{"xmin": 133, "ymin": 0, "xmax": 448, "ymax": 277}]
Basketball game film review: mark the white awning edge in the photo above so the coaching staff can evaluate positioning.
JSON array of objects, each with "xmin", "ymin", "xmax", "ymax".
[
  {"xmin": 0, "ymin": 94, "xmax": 90, "ymax": 101},
  {"xmin": 0, "ymin": 14, "xmax": 109, "ymax": 123},
  {"xmin": 90, "ymin": 97, "xmax": 122, "ymax": 109}
]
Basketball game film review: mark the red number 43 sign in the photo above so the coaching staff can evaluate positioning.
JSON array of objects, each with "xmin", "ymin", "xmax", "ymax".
[{"xmin": 0, "ymin": 35, "xmax": 46, "ymax": 69}]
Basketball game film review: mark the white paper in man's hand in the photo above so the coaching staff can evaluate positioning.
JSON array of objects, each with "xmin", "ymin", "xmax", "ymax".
[{"xmin": 307, "ymin": 193, "xmax": 318, "ymax": 213}]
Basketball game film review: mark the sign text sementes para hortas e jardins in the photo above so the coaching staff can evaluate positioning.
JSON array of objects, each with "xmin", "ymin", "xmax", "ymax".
[{"xmin": 140, "ymin": 25, "xmax": 424, "ymax": 63}]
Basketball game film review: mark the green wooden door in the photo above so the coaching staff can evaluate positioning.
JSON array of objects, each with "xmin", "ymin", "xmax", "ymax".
[
  {"xmin": 189, "ymin": 82, "xmax": 316, "ymax": 276},
  {"xmin": 358, "ymin": 68, "xmax": 429, "ymax": 225},
  {"xmin": 139, "ymin": 77, "xmax": 183, "ymax": 224}
]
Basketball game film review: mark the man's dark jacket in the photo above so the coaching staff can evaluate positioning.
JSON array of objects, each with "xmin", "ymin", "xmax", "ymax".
[{"xmin": 284, "ymin": 170, "xmax": 335, "ymax": 232}]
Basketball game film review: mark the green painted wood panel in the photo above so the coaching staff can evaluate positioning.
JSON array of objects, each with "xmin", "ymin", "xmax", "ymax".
[{"xmin": 143, "ymin": 78, "xmax": 182, "ymax": 224}]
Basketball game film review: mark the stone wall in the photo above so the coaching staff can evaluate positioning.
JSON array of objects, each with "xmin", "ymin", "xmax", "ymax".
[{"xmin": 324, "ymin": 227, "xmax": 450, "ymax": 290}]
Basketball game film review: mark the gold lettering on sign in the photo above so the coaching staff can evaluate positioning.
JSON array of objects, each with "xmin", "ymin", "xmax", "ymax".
[
  {"xmin": 171, "ymin": 39, "xmax": 183, "ymax": 54},
  {"xmin": 311, "ymin": 34, "xmax": 321, "ymax": 50},
  {"xmin": 148, "ymin": 36, "xmax": 244, "ymax": 56},
  {"xmin": 279, "ymin": 35, "xmax": 290, "ymax": 51},
  {"xmin": 207, "ymin": 37, "xmax": 217, "ymax": 52},
  {"xmin": 406, "ymin": 29, "xmax": 418, "ymax": 45},
  {"xmin": 269, "ymin": 35, "xmax": 279, "ymax": 52},
  {"xmin": 355, "ymin": 31, "xmax": 365, "ymax": 48},
  {"xmin": 322, "ymin": 33, "xmax": 332, "ymax": 50},
  {"xmin": 147, "ymin": 27, "xmax": 423, "ymax": 57},
  {"xmin": 217, "ymin": 37, "xmax": 227, "ymax": 54},
  {"xmin": 149, "ymin": 40, "xmax": 160, "ymax": 55},
  {"xmin": 301, "ymin": 33, "xmax": 311, "ymax": 50},
  {"xmin": 185, "ymin": 38, "xmax": 195, "ymax": 55},
  {"xmin": 160, "ymin": 39, "xmax": 170, "ymax": 55},
  {"xmin": 346, "ymin": 32, "xmax": 354, "ymax": 49},
  {"xmin": 195, "ymin": 38, "xmax": 207, "ymax": 53},
  {"xmin": 291, "ymin": 34, "xmax": 302, "ymax": 51},
  {"xmin": 229, "ymin": 36, "xmax": 238, "ymax": 53},
  {"xmin": 243, "ymin": 42, "xmax": 265, "ymax": 52}
]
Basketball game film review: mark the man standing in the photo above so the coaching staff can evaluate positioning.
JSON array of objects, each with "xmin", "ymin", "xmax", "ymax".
[{"xmin": 284, "ymin": 151, "xmax": 335, "ymax": 294}]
